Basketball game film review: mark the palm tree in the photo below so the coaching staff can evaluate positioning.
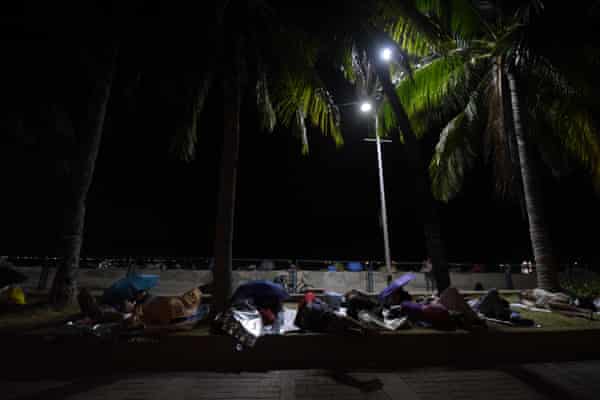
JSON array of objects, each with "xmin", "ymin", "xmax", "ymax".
[
  {"xmin": 48, "ymin": 43, "xmax": 119, "ymax": 307},
  {"xmin": 170, "ymin": 1, "xmax": 342, "ymax": 314},
  {"xmin": 387, "ymin": 0, "xmax": 600, "ymax": 290}
]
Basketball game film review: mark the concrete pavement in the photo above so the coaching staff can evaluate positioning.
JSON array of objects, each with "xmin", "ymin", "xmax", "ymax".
[{"xmin": 3, "ymin": 362, "xmax": 599, "ymax": 400}]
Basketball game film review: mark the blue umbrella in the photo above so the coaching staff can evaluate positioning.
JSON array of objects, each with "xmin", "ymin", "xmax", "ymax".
[
  {"xmin": 379, "ymin": 273, "xmax": 415, "ymax": 301},
  {"xmin": 101, "ymin": 274, "xmax": 159, "ymax": 307},
  {"xmin": 232, "ymin": 280, "xmax": 289, "ymax": 309}
]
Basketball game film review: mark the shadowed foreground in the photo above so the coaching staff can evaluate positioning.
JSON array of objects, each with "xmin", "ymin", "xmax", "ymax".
[{"xmin": 3, "ymin": 363, "xmax": 600, "ymax": 400}]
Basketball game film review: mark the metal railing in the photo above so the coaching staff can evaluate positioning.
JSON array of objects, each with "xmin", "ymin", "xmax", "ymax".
[
  {"xmin": 3, "ymin": 255, "xmax": 594, "ymax": 273},
  {"xmin": 3, "ymin": 255, "xmax": 596, "ymax": 294}
]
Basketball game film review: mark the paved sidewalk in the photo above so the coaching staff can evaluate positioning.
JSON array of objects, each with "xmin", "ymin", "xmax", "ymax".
[{"xmin": 2, "ymin": 362, "xmax": 599, "ymax": 400}]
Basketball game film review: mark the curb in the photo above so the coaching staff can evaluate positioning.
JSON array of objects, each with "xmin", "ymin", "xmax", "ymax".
[{"xmin": 3, "ymin": 327, "xmax": 600, "ymax": 378}]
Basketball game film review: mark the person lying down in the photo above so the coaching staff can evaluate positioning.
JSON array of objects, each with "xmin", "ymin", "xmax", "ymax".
[{"xmin": 78, "ymin": 287, "xmax": 207, "ymax": 331}]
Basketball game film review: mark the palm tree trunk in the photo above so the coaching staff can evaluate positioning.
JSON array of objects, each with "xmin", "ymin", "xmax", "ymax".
[
  {"xmin": 212, "ymin": 73, "xmax": 241, "ymax": 315},
  {"xmin": 506, "ymin": 70, "xmax": 560, "ymax": 291},
  {"xmin": 50, "ymin": 45, "xmax": 118, "ymax": 307},
  {"xmin": 374, "ymin": 62, "xmax": 451, "ymax": 293}
]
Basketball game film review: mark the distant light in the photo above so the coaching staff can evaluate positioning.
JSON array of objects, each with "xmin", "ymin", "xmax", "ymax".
[
  {"xmin": 380, "ymin": 47, "xmax": 393, "ymax": 62},
  {"xmin": 360, "ymin": 101, "xmax": 373, "ymax": 113}
]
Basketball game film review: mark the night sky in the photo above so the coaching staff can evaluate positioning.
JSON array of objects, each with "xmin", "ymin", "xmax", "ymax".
[{"xmin": 0, "ymin": 2, "xmax": 598, "ymax": 265}]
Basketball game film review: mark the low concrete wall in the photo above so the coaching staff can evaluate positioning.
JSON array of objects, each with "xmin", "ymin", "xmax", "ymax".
[{"xmin": 17, "ymin": 267, "xmax": 538, "ymax": 295}]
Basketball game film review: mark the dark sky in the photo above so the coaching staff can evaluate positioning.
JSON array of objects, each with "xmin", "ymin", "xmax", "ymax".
[
  {"xmin": 0, "ymin": 2, "xmax": 599, "ymax": 265},
  {"xmin": 2, "ymin": 89, "xmax": 598, "ymax": 264}
]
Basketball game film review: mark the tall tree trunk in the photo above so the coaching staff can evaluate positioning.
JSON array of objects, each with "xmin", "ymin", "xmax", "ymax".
[
  {"xmin": 50, "ymin": 45, "xmax": 117, "ymax": 308},
  {"xmin": 507, "ymin": 70, "xmax": 560, "ymax": 291},
  {"xmin": 212, "ymin": 72, "xmax": 242, "ymax": 315},
  {"xmin": 374, "ymin": 61, "xmax": 451, "ymax": 293}
]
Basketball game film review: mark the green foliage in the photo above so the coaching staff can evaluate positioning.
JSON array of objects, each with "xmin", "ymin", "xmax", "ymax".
[
  {"xmin": 429, "ymin": 98, "xmax": 479, "ymax": 201},
  {"xmin": 562, "ymin": 276, "xmax": 600, "ymax": 299},
  {"xmin": 525, "ymin": 58, "xmax": 600, "ymax": 190},
  {"xmin": 413, "ymin": 0, "xmax": 486, "ymax": 40},
  {"xmin": 169, "ymin": 1, "xmax": 343, "ymax": 160},
  {"xmin": 274, "ymin": 77, "xmax": 342, "ymax": 154},
  {"xmin": 388, "ymin": 15, "xmax": 437, "ymax": 57},
  {"xmin": 394, "ymin": 54, "xmax": 469, "ymax": 136},
  {"xmin": 383, "ymin": 0, "xmax": 600, "ymax": 202},
  {"xmin": 388, "ymin": 0, "xmax": 487, "ymax": 56}
]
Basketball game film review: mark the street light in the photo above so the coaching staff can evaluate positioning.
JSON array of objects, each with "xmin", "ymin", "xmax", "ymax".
[
  {"xmin": 360, "ymin": 100, "xmax": 393, "ymax": 285},
  {"xmin": 380, "ymin": 47, "xmax": 393, "ymax": 62},
  {"xmin": 360, "ymin": 101, "xmax": 373, "ymax": 113}
]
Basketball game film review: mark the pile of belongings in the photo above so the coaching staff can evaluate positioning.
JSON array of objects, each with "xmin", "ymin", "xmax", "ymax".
[
  {"xmin": 74, "ymin": 274, "xmax": 209, "ymax": 337},
  {"xmin": 381, "ymin": 279, "xmax": 486, "ymax": 331},
  {"xmin": 469, "ymin": 289, "xmax": 535, "ymax": 326},
  {"xmin": 214, "ymin": 280, "xmax": 298, "ymax": 349},
  {"xmin": 295, "ymin": 274, "xmax": 487, "ymax": 333},
  {"xmin": 294, "ymin": 291, "xmax": 377, "ymax": 335},
  {"xmin": 518, "ymin": 288, "xmax": 595, "ymax": 319},
  {"xmin": 377, "ymin": 275, "xmax": 487, "ymax": 330},
  {"xmin": 0, "ymin": 260, "xmax": 28, "ymax": 307}
]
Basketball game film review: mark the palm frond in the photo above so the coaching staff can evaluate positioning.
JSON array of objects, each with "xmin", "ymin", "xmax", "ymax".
[
  {"xmin": 292, "ymin": 108, "xmax": 309, "ymax": 155},
  {"xmin": 169, "ymin": 72, "xmax": 214, "ymax": 162},
  {"xmin": 429, "ymin": 98, "xmax": 479, "ymax": 201},
  {"xmin": 393, "ymin": 53, "xmax": 471, "ymax": 136},
  {"xmin": 388, "ymin": 15, "xmax": 439, "ymax": 57},
  {"xmin": 540, "ymin": 103, "xmax": 600, "ymax": 188},
  {"xmin": 389, "ymin": 1, "xmax": 448, "ymax": 53},
  {"xmin": 256, "ymin": 70, "xmax": 277, "ymax": 133},
  {"xmin": 414, "ymin": 0, "xmax": 490, "ymax": 39},
  {"xmin": 524, "ymin": 51, "xmax": 600, "ymax": 185},
  {"xmin": 273, "ymin": 75, "xmax": 343, "ymax": 151}
]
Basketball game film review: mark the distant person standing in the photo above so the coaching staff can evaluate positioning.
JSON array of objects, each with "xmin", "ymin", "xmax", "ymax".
[
  {"xmin": 504, "ymin": 264, "xmax": 514, "ymax": 289},
  {"xmin": 421, "ymin": 257, "xmax": 435, "ymax": 292}
]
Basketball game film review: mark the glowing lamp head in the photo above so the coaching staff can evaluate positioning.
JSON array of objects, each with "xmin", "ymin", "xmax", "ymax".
[
  {"xmin": 360, "ymin": 101, "xmax": 373, "ymax": 113},
  {"xmin": 380, "ymin": 47, "xmax": 393, "ymax": 62}
]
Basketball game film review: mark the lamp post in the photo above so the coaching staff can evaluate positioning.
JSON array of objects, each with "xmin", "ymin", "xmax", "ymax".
[
  {"xmin": 344, "ymin": 46, "xmax": 396, "ymax": 286},
  {"xmin": 360, "ymin": 101, "xmax": 393, "ymax": 285}
]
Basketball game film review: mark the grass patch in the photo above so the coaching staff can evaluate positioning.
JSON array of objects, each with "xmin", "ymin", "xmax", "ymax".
[
  {"xmin": 0, "ymin": 293, "xmax": 80, "ymax": 335},
  {"xmin": 514, "ymin": 308, "xmax": 599, "ymax": 329}
]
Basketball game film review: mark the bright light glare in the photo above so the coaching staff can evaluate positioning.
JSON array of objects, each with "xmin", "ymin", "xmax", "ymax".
[
  {"xmin": 360, "ymin": 102, "xmax": 373, "ymax": 113},
  {"xmin": 380, "ymin": 47, "xmax": 393, "ymax": 62}
]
